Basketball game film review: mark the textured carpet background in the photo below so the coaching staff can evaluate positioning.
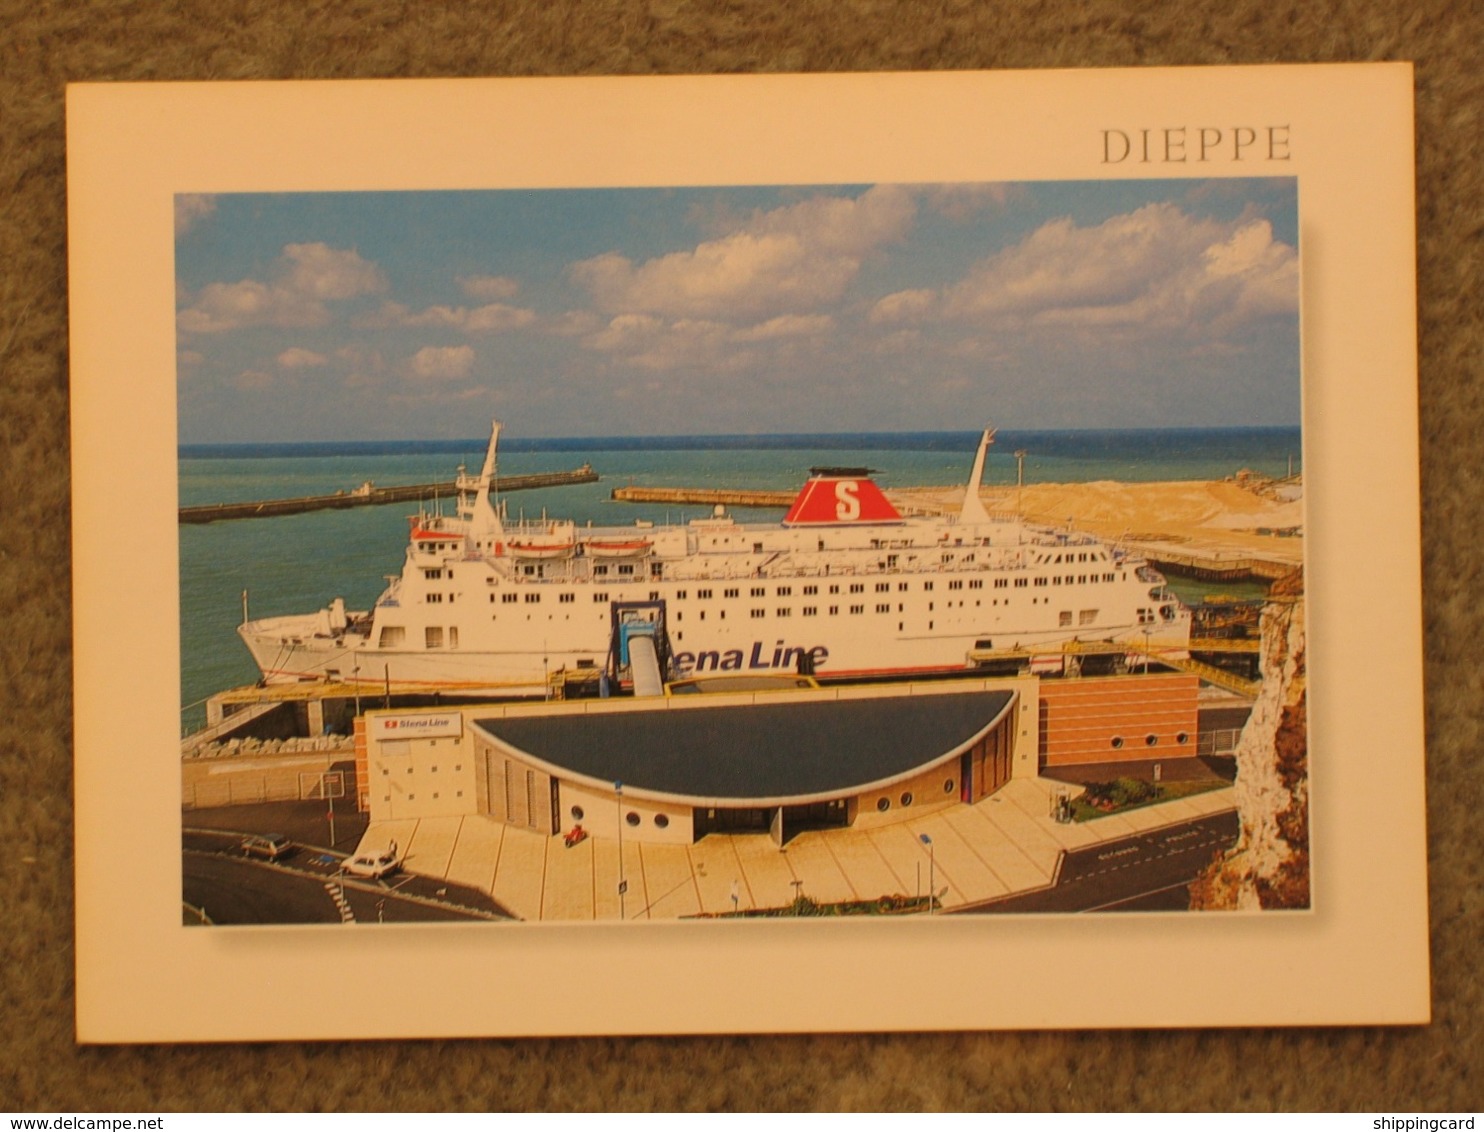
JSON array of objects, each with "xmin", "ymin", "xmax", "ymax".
[{"xmin": 2, "ymin": 0, "xmax": 1479, "ymax": 1112}]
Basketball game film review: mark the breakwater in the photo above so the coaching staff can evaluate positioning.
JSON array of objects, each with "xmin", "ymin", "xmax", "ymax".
[
  {"xmin": 610, "ymin": 485, "xmax": 940, "ymax": 515},
  {"xmin": 180, "ymin": 467, "xmax": 598, "ymax": 524}
]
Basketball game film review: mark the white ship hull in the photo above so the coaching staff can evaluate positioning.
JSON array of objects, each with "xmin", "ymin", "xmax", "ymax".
[{"xmin": 238, "ymin": 422, "xmax": 1193, "ymax": 695}]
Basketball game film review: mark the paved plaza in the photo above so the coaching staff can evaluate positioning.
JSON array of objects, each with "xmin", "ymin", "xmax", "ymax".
[{"xmin": 354, "ymin": 776, "xmax": 1238, "ymax": 921}]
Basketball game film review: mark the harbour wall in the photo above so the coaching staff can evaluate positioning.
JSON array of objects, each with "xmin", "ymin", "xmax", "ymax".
[{"xmin": 180, "ymin": 467, "xmax": 598, "ymax": 524}]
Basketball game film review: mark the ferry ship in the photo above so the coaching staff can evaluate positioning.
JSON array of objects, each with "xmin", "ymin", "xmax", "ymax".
[{"xmin": 239, "ymin": 422, "xmax": 1192, "ymax": 696}]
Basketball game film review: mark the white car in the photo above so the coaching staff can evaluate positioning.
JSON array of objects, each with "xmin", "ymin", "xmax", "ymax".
[{"xmin": 339, "ymin": 848, "xmax": 399, "ymax": 880}]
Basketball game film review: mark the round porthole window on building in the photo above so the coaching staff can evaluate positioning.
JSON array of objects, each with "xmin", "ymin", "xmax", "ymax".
[
  {"xmin": 900, "ymin": 792, "xmax": 914, "ymax": 806},
  {"xmin": 877, "ymin": 797, "xmax": 890, "ymax": 812},
  {"xmin": 654, "ymin": 813, "xmax": 669, "ymax": 829},
  {"xmin": 570, "ymin": 805, "xmax": 585, "ymax": 821},
  {"xmin": 625, "ymin": 811, "xmax": 641, "ymax": 826}
]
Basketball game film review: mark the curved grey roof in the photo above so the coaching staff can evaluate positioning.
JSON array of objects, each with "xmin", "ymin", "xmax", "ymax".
[{"xmin": 474, "ymin": 689, "xmax": 1015, "ymax": 805}]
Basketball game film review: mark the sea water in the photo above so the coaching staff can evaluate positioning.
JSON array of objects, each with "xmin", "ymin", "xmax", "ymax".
[{"xmin": 179, "ymin": 428, "xmax": 1300, "ymax": 731}]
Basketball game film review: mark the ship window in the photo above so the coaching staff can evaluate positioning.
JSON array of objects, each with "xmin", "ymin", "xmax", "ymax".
[
  {"xmin": 876, "ymin": 603, "xmax": 890, "ymax": 613},
  {"xmin": 426, "ymin": 593, "xmax": 443, "ymax": 603},
  {"xmin": 649, "ymin": 591, "xmax": 660, "ymax": 600},
  {"xmin": 751, "ymin": 587, "xmax": 766, "ymax": 597},
  {"xmin": 803, "ymin": 585, "xmax": 817, "ymax": 595},
  {"xmin": 489, "ymin": 593, "xmax": 497, "ymax": 603},
  {"xmin": 449, "ymin": 627, "xmax": 459, "ymax": 648},
  {"xmin": 502, "ymin": 593, "xmax": 518, "ymax": 603},
  {"xmin": 654, "ymin": 813, "xmax": 669, "ymax": 829},
  {"xmin": 425, "ymin": 626, "xmax": 444, "ymax": 648},
  {"xmin": 378, "ymin": 626, "xmax": 405, "ymax": 647},
  {"xmin": 626, "ymin": 812, "xmax": 641, "ymax": 827},
  {"xmin": 1059, "ymin": 611, "xmax": 1073, "ymax": 627},
  {"xmin": 751, "ymin": 609, "xmax": 765, "ymax": 619},
  {"xmin": 1014, "ymin": 578, "xmax": 1028, "ymax": 588},
  {"xmin": 571, "ymin": 805, "xmax": 585, "ymax": 820},
  {"xmin": 849, "ymin": 583, "xmax": 864, "ymax": 594},
  {"xmin": 617, "ymin": 565, "xmax": 634, "ymax": 575},
  {"xmin": 1177, "ymin": 732, "xmax": 1189, "ymax": 745},
  {"xmin": 560, "ymin": 593, "xmax": 575, "ymax": 604},
  {"xmin": 1079, "ymin": 609, "xmax": 1098, "ymax": 625},
  {"xmin": 803, "ymin": 607, "xmax": 817, "ymax": 616},
  {"xmin": 725, "ymin": 588, "xmax": 739, "ymax": 598},
  {"xmin": 1111, "ymin": 737, "xmax": 1124, "ymax": 749},
  {"xmin": 677, "ymin": 590, "xmax": 687, "ymax": 600},
  {"xmin": 753, "ymin": 543, "xmax": 764, "ymax": 553},
  {"xmin": 777, "ymin": 608, "xmax": 791, "ymax": 617},
  {"xmin": 850, "ymin": 605, "xmax": 864, "ymax": 615},
  {"xmin": 423, "ymin": 569, "xmax": 443, "ymax": 580},
  {"xmin": 1034, "ymin": 577, "xmax": 1048, "ymax": 587},
  {"xmin": 876, "ymin": 583, "xmax": 890, "ymax": 593},
  {"xmin": 944, "ymin": 779, "xmax": 955, "ymax": 794},
  {"xmin": 829, "ymin": 585, "xmax": 840, "ymax": 594},
  {"xmin": 994, "ymin": 579, "xmax": 1008, "ymax": 589},
  {"xmin": 593, "ymin": 593, "xmax": 608, "ymax": 603},
  {"xmin": 594, "ymin": 565, "xmax": 609, "ymax": 576},
  {"xmin": 524, "ymin": 593, "xmax": 540, "ymax": 603},
  {"xmin": 698, "ymin": 589, "xmax": 712, "ymax": 599},
  {"xmin": 777, "ymin": 586, "xmax": 792, "ymax": 596},
  {"xmin": 1146, "ymin": 734, "xmax": 1159, "ymax": 747},
  {"xmin": 829, "ymin": 605, "xmax": 839, "ymax": 615},
  {"xmin": 948, "ymin": 581, "xmax": 962, "ymax": 591},
  {"xmin": 876, "ymin": 797, "xmax": 890, "ymax": 812},
  {"xmin": 969, "ymin": 580, "xmax": 983, "ymax": 589},
  {"xmin": 898, "ymin": 583, "xmax": 908, "ymax": 592},
  {"xmin": 900, "ymin": 792, "xmax": 913, "ymax": 807}
]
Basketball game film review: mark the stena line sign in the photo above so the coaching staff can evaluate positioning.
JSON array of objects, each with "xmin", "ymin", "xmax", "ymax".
[
  {"xmin": 368, "ymin": 712, "xmax": 464, "ymax": 741},
  {"xmin": 672, "ymin": 641, "xmax": 829, "ymax": 675}
]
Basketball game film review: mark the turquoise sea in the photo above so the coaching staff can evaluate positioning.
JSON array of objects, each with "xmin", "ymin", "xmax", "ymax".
[{"xmin": 179, "ymin": 428, "xmax": 1299, "ymax": 731}]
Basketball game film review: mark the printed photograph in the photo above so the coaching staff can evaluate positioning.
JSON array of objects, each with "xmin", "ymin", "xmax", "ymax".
[{"xmin": 176, "ymin": 179, "xmax": 1308, "ymax": 925}]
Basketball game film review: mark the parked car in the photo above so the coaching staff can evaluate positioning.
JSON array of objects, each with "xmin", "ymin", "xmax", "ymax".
[
  {"xmin": 339, "ymin": 848, "xmax": 399, "ymax": 880},
  {"xmin": 240, "ymin": 833, "xmax": 293, "ymax": 861}
]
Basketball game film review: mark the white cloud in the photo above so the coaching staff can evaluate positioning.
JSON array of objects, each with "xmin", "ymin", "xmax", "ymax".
[
  {"xmin": 179, "ymin": 243, "xmax": 386, "ymax": 334},
  {"xmin": 459, "ymin": 275, "xmax": 520, "ymax": 300},
  {"xmin": 175, "ymin": 194, "xmax": 217, "ymax": 235},
  {"xmin": 869, "ymin": 289, "xmax": 937, "ymax": 324},
  {"xmin": 409, "ymin": 345, "xmax": 475, "ymax": 383},
  {"xmin": 363, "ymin": 300, "xmax": 536, "ymax": 334},
  {"xmin": 950, "ymin": 205, "xmax": 1296, "ymax": 329},
  {"xmin": 869, "ymin": 204, "xmax": 1297, "ymax": 336},
  {"xmin": 276, "ymin": 347, "xmax": 328, "ymax": 369},
  {"xmin": 582, "ymin": 312, "xmax": 832, "ymax": 372},
  {"xmin": 730, "ymin": 314, "xmax": 834, "ymax": 342},
  {"xmin": 463, "ymin": 303, "xmax": 537, "ymax": 333},
  {"xmin": 570, "ymin": 185, "xmax": 915, "ymax": 321}
]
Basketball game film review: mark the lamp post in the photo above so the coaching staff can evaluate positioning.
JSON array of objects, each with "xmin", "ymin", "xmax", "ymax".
[
  {"xmin": 615, "ymin": 780, "xmax": 626, "ymax": 921},
  {"xmin": 919, "ymin": 833, "xmax": 935, "ymax": 914}
]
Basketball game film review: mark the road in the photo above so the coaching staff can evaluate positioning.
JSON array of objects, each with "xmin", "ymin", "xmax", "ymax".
[
  {"xmin": 958, "ymin": 809, "xmax": 1240, "ymax": 915},
  {"xmin": 182, "ymin": 826, "xmax": 513, "ymax": 925}
]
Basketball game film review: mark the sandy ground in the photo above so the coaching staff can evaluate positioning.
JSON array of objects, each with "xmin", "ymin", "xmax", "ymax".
[{"xmin": 892, "ymin": 480, "xmax": 1306, "ymax": 566}]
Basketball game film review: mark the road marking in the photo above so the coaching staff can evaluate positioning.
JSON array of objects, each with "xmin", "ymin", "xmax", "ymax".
[{"xmin": 324, "ymin": 880, "xmax": 355, "ymax": 923}]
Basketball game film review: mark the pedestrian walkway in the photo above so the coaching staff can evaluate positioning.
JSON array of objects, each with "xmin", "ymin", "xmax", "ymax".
[{"xmin": 353, "ymin": 777, "xmax": 1238, "ymax": 921}]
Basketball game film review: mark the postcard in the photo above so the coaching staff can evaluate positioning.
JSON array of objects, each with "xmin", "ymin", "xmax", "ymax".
[{"xmin": 68, "ymin": 65, "xmax": 1426, "ymax": 1041}]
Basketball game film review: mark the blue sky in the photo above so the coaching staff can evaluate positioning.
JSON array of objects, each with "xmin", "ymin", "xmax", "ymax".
[{"xmin": 175, "ymin": 179, "xmax": 1300, "ymax": 443}]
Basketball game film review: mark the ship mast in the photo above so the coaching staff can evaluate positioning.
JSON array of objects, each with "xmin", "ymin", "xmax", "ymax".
[{"xmin": 958, "ymin": 427, "xmax": 997, "ymax": 526}]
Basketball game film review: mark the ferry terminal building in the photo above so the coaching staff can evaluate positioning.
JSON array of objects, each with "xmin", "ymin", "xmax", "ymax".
[{"xmin": 352, "ymin": 671, "xmax": 1203, "ymax": 845}]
